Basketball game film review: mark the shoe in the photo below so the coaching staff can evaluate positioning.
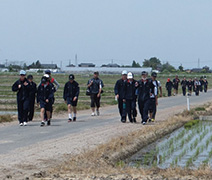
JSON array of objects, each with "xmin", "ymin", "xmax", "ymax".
[
  {"xmin": 148, "ymin": 118, "xmax": 152, "ymax": 122},
  {"xmin": 96, "ymin": 110, "xmax": 100, "ymax": 116},
  {"xmin": 142, "ymin": 122, "xmax": 146, "ymax": 125},
  {"xmin": 129, "ymin": 119, "xmax": 133, "ymax": 123},
  {"xmin": 68, "ymin": 118, "xmax": 72, "ymax": 122},
  {"xmin": 19, "ymin": 123, "xmax": 23, "ymax": 126},
  {"xmin": 73, "ymin": 117, "xmax": 76, "ymax": 121},
  {"xmin": 23, "ymin": 122, "xmax": 27, "ymax": 126},
  {"xmin": 133, "ymin": 117, "xmax": 137, "ymax": 123},
  {"xmin": 40, "ymin": 121, "xmax": 45, "ymax": 127},
  {"xmin": 151, "ymin": 118, "xmax": 155, "ymax": 122},
  {"xmin": 91, "ymin": 112, "xmax": 95, "ymax": 116},
  {"xmin": 47, "ymin": 119, "xmax": 51, "ymax": 126}
]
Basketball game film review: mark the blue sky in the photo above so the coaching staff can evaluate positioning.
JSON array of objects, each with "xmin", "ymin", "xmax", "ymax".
[{"xmin": 0, "ymin": 0, "xmax": 212, "ymax": 69}]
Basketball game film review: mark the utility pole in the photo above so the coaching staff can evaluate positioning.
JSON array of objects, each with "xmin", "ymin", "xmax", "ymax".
[
  {"xmin": 60, "ymin": 61, "xmax": 62, "ymax": 70},
  {"xmin": 198, "ymin": 58, "xmax": 200, "ymax": 68},
  {"xmin": 75, "ymin": 54, "xmax": 78, "ymax": 67}
]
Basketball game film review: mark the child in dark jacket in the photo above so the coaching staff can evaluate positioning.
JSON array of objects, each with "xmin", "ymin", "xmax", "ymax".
[
  {"xmin": 63, "ymin": 74, "xmax": 80, "ymax": 122},
  {"xmin": 123, "ymin": 72, "xmax": 137, "ymax": 123},
  {"xmin": 37, "ymin": 76, "xmax": 54, "ymax": 126}
]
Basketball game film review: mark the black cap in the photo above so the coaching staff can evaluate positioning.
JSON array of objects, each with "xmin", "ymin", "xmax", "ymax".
[
  {"xmin": 142, "ymin": 71, "xmax": 147, "ymax": 75},
  {"xmin": 94, "ymin": 71, "xmax": 99, "ymax": 75},
  {"xmin": 151, "ymin": 72, "xmax": 157, "ymax": 77},
  {"xmin": 27, "ymin": 75, "xmax": 33, "ymax": 80},
  {"xmin": 45, "ymin": 70, "xmax": 51, "ymax": 75},
  {"xmin": 69, "ymin": 74, "xmax": 75, "ymax": 80},
  {"xmin": 41, "ymin": 76, "xmax": 47, "ymax": 84}
]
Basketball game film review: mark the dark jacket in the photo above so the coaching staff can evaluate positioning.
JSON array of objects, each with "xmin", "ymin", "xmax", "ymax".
[
  {"xmin": 137, "ymin": 78, "xmax": 155, "ymax": 102},
  {"xmin": 166, "ymin": 81, "xmax": 173, "ymax": 90},
  {"xmin": 29, "ymin": 81, "xmax": 37, "ymax": 99},
  {"xmin": 114, "ymin": 79, "xmax": 127, "ymax": 99},
  {"xmin": 63, "ymin": 81, "xmax": 80, "ymax": 101},
  {"xmin": 187, "ymin": 81, "xmax": 193, "ymax": 89},
  {"xmin": 37, "ymin": 83, "xmax": 54, "ymax": 103},
  {"xmin": 123, "ymin": 80, "xmax": 137, "ymax": 100},
  {"xmin": 87, "ymin": 78, "xmax": 104, "ymax": 94},
  {"xmin": 12, "ymin": 78, "xmax": 31, "ymax": 101},
  {"xmin": 181, "ymin": 80, "xmax": 187, "ymax": 88},
  {"xmin": 173, "ymin": 78, "xmax": 180, "ymax": 88}
]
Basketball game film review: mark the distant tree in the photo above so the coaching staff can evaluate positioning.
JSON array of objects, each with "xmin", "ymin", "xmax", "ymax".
[
  {"xmin": 35, "ymin": 60, "xmax": 41, "ymax": 68},
  {"xmin": 161, "ymin": 62, "xmax": 176, "ymax": 72},
  {"xmin": 142, "ymin": 57, "xmax": 161, "ymax": 70},
  {"xmin": 132, "ymin": 60, "xmax": 141, "ymax": 67},
  {"xmin": 178, "ymin": 64, "xmax": 184, "ymax": 72},
  {"xmin": 23, "ymin": 63, "xmax": 27, "ymax": 70}
]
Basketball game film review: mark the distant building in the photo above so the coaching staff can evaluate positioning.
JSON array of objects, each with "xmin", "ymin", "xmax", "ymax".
[
  {"xmin": 41, "ymin": 64, "xmax": 58, "ymax": 69},
  {"xmin": 101, "ymin": 63, "xmax": 120, "ymax": 68},
  {"xmin": 0, "ymin": 64, "xmax": 8, "ymax": 72},
  {"xmin": 78, "ymin": 63, "xmax": 95, "ymax": 67},
  {"xmin": 0, "ymin": 64, "xmax": 5, "ymax": 68},
  {"xmin": 66, "ymin": 64, "xmax": 75, "ymax": 67},
  {"xmin": 191, "ymin": 68, "xmax": 203, "ymax": 73}
]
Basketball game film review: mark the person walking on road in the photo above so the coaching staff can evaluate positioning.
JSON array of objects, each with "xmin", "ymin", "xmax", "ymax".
[
  {"xmin": 199, "ymin": 77, "xmax": 204, "ymax": 93},
  {"xmin": 166, "ymin": 78, "xmax": 173, "ymax": 97},
  {"xmin": 136, "ymin": 71, "xmax": 155, "ymax": 125},
  {"xmin": 187, "ymin": 78, "xmax": 193, "ymax": 96},
  {"xmin": 123, "ymin": 72, "xmax": 137, "ymax": 123},
  {"xmin": 27, "ymin": 75, "xmax": 37, "ymax": 121},
  {"xmin": 37, "ymin": 76, "xmax": 54, "ymax": 126},
  {"xmin": 12, "ymin": 70, "xmax": 31, "ymax": 126},
  {"xmin": 181, "ymin": 77, "xmax": 187, "ymax": 96},
  {"xmin": 149, "ymin": 72, "xmax": 161, "ymax": 122},
  {"xmin": 87, "ymin": 72, "xmax": 104, "ymax": 116},
  {"xmin": 204, "ymin": 78, "xmax": 208, "ymax": 93},
  {"xmin": 63, "ymin": 74, "xmax": 80, "ymax": 122},
  {"xmin": 193, "ymin": 77, "xmax": 200, "ymax": 96},
  {"xmin": 114, "ymin": 70, "xmax": 128, "ymax": 122},
  {"xmin": 173, "ymin": 75, "xmax": 180, "ymax": 95}
]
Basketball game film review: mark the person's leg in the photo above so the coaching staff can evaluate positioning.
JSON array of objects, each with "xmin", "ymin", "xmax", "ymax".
[
  {"xmin": 143, "ymin": 100, "xmax": 150, "ymax": 124},
  {"xmin": 17, "ymin": 99, "xmax": 23, "ymax": 124},
  {"xmin": 96, "ymin": 95, "xmax": 101, "ymax": 115},
  {"xmin": 126, "ymin": 100, "xmax": 132, "ymax": 122},
  {"xmin": 118, "ymin": 98, "xmax": 123, "ymax": 118},
  {"xmin": 28, "ymin": 97, "xmax": 35, "ymax": 121},
  {"xmin": 40, "ymin": 107, "xmax": 45, "ymax": 126},
  {"xmin": 90, "ymin": 94, "xmax": 95, "ymax": 115},
  {"xmin": 68, "ymin": 103, "xmax": 72, "ymax": 121},
  {"xmin": 23, "ymin": 99, "xmax": 29, "ymax": 125},
  {"xmin": 132, "ymin": 100, "xmax": 137, "ymax": 123},
  {"xmin": 138, "ymin": 100, "xmax": 144, "ymax": 122},
  {"xmin": 73, "ymin": 106, "xmax": 77, "ymax": 121},
  {"xmin": 152, "ymin": 99, "xmax": 157, "ymax": 121}
]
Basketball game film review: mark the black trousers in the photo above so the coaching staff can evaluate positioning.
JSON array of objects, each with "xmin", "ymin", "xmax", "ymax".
[
  {"xmin": 126, "ymin": 99, "xmax": 137, "ymax": 121},
  {"xmin": 138, "ymin": 99, "xmax": 150, "ymax": 123},
  {"xmin": 204, "ymin": 86, "xmax": 208, "ymax": 93},
  {"xmin": 118, "ymin": 98, "xmax": 124, "ymax": 117},
  {"xmin": 28, "ymin": 97, "xmax": 35, "ymax": 121},
  {"xmin": 17, "ymin": 99, "xmax": 29, "ymax": 123},
  {"xmin": 149, "ymin": 98, "xmax": 157, "ymax": 119},
  {"xmin": 90, "ymin": 93, "xmax": 101, "ymax": 108},
  {"xmin": 167, "ymin": 89, "xmax": 172, "ymax": 96},
  {"xmin": 182, "ymin": 87, "xmax": 186, "ymax": 96}
]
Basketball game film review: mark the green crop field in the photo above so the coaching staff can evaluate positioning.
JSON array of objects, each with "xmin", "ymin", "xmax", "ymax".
[{"xmin": 0, "ymin": 72, "xmax": 211, "ymax": 112}]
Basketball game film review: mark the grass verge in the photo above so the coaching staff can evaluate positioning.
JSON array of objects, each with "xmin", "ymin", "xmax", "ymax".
[{"xmin": 0, "ymin": 114, "xmax": 14, "ymax": 123}]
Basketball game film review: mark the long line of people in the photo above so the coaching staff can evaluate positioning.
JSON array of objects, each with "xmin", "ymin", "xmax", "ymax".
[
  {"xmin": 165, "ymin": 75, "xmax": 208, "ymax": 97},
  {"xmin": 12, "ymin": 70, "xmax": 208, "ymax": 127}
]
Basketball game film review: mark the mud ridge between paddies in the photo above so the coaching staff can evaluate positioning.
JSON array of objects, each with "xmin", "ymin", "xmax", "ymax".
[{"xmin": 30, "ymin": 103, "xmax": 212, "ymax": 180}]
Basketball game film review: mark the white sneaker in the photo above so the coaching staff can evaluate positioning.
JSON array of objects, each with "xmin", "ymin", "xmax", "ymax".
[
  {"xmin": 19, "ymin": 123, "xmax": 23, "ymax": 126},
  {"xmin": 91, "ymin": 112, "xmax": 95, "ymax": 116},
  {"xmin": 96, "ymin": 110, "xmax": 100, "ymax": 116},
  {"xmin": 24, "ymin": 122, "xmax": 27, "ymax": 126}
]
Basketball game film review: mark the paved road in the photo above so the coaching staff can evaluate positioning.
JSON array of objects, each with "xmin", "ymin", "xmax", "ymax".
[{"xmin": 0, "ymin": 90, "xmax": 212, "ymax": 155}]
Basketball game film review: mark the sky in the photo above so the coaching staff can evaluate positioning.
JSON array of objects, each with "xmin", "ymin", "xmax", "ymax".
[{"xmin": 0, "ymin": 0, "xmax": 212, "ymax": 69}]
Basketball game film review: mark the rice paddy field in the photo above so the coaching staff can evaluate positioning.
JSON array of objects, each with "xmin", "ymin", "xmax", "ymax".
[
  {"xmin": 0, "ymin": 72, "xmax": 211, "ymax": 112},
  {"xmin": 128, "ymin": 120, "xmax": 212, "ymax": 169}
]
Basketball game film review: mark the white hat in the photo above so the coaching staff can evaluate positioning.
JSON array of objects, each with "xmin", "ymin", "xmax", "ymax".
[
  {"xmin": 19, "ymin": 70, "xmax": 26, "ymax": 75},
  {"xmin": 43, "ymin": 74, "xmax": 50, "ymax": 78},
  {"xmin": 127, "ymin": 72, "xmax": 133, "ymax": 79},
  {"xmin": 122, "ymin": 70, "xmax": 128, "ymax": 75}
]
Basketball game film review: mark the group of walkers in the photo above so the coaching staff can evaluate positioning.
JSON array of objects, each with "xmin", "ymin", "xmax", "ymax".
[
  {"xmin": 12, "ymin": 70, "xmax": 104, "ymax": 126},
  {"xmin": 165, "ymin": 75, "xmax": 208, "ymax": 97},
  {"xmin": 114, "ymin": 70, "xmax": 162, "ymax": 125},
  {"xmin": 12, "ymin": 70, "xmax": 208, "ymax": 126}
]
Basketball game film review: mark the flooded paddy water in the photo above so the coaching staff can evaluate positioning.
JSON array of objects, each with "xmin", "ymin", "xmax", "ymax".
[{"xmin": 128, "ymin": 120, "xmax": 212, "ymax": 169}]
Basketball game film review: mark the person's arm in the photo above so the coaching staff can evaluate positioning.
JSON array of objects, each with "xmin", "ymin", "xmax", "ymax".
[
  {"xmin": 114, "ymin": 80, "xmax": 119, "ymax": 95},
  {"xmin": 75, "ymin": 83, "xmax": 80, "ymax": 98},
  {"xmin": 12, "ymin": 80, "xmax": 20, "ymax": 92},
  {"xmin": 97, "ymin": 81, "xmax": 102, "ymax": 97},
  {"xmin": 53, "ymin": 79, "xmax": 60, "ymax": 91},
  {"xmin": 87, "ymin": 79, "xmax": 93, "ymax": 88}
]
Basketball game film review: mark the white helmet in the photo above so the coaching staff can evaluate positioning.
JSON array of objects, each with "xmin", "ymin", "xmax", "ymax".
[
  {"xmin": 127, "ymin": 72, "xmax": 133, "ymax": 79},
  {"xmin": 43, "ymin": 74, "xmax": 50, "ymax": 78},
  {"xmin": 122, "ymin": 70, "xmax": 128, "ymax": 75}
]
